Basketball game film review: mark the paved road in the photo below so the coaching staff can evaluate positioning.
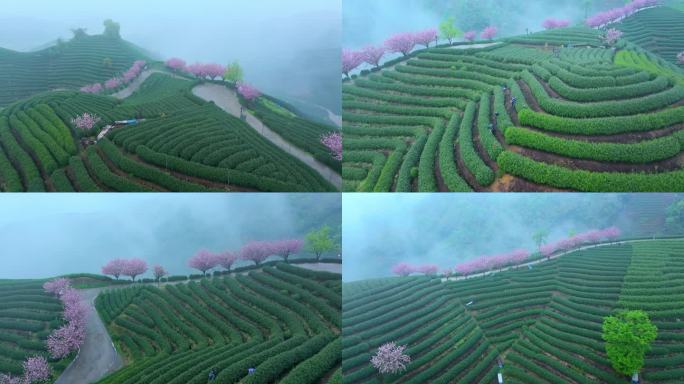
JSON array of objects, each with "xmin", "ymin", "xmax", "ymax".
[
  {"xmin": 55, "ymin": 288, "xmax": 123, "ymax": 384},
  {"xmin": 192, "ymin": 83, "xmax": 342, "ymax": 189},
  {"xmin": 112, "ymin": 69, "xmax": 186, "ymax": 99}
]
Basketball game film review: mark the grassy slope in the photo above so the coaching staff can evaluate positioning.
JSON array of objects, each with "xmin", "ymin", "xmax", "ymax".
[
  {"xmin": 342, "ymin": 239, "xmax": 684, "ymax": 383},
  {"xmin": 95, "ymin": 263, "xmax": 341, "ymax": 384}
]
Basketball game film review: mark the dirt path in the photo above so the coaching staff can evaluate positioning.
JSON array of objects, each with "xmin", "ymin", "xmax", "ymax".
[
  {"xmin": 55, "ymin": 288, "xmax": 123, "ymax": 384},
  {"xmin": 191, "ymin": 83, "xmax": 342, "ymax": 189}
]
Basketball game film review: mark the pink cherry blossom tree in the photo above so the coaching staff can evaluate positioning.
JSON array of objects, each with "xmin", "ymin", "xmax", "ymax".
[
  {"xmin": 481, "ymin": 26, "xmax": 498, "ymax": 40},
  {"xmin": 237, "ymin": 83, "xmax": 261, "ymax": 101},
  {"xmin": 361, "ymin": 46, "xmax": 386, "ymax": 68},
  {"xmin": 0, "ymin": 374, "xmax": 21, "ymax": 384},
  {"xmin": 122, "ymin": 259, "xmax": 147, "ymax": 281},
  {"xmin": 391, "ymin": 262, "xmax": 415, "ymax": 277},
  {"xmin": 48, "ymin": 321, "xmax": 86, "ymax": 359},
  {"xmin": 413, "ymin": 28, "xmax": 438, "ymax": 48},
  {"xmin": 165, "ymin": 57, "xmax": 186, "ymax": 72},
  {"xmin": 342, "ymin": 49, "xmax": 364, "ymax": 78},
  {"xmin": 239, "ymin": 241, "xmax": 275, "ymax": 266},
  {"xmin": 188, "ymin": 249, "xmax": 219, "ymax": 275},
  {"xmin": 602, "ymin": 28, "xmax": 623, "ymax": 45},
  {"xmin": 272, "ymin": 239, "xmax": 304, "ymax": 262},
  {"xmin": 23, "ymin": 356, "xmax": 51, "ymax": 384},
  {"xmin": 43, "ymin": 278, "xmax": 70, "ymax": 296},
  {"xmin": 102, "ymin": 259, "xmax": 126, "ymax": 280},
  {"xmin": 321, "ymin": 132, "xmax": 342, "ymax": 161},
  {"xmin": 463, "ymin": 31, "xmax": 477, "ymax": 42},
  {"xmin": 186, "ymin": 63, "xmax": 206, "ymax": 79},
  {"xmin": 416, "ymin": 264, "xmax": 438, "ymax": 275},
  {"xmin": 80, "ymin": 83, "xmax": 103, "ymax": 94},
  {"xmin": 216, "ymin": 251, "xmax": 238, "ymax": 271},
  {"xmin": 542, "ymin": 18, "xmax": 570, "ymax": 29},
  {"xmin": 71, "ymin": 113, "xmax": 101, "ymax": 131},
  {"xmin": 370, "ymin": 342, "xmax": 411, "ymax": 375},
  {"xmin": 204, "ymin": 63, "xmax": 226, "ymax": 80},
  {"xmin": 385, "ymin": 33, "xmax": 416, "ymax": 56},
  {"xmin": 104, "ymin": 77, "xmax": 121, "ymax": 89},
  {"xmin": 153, "ymin": 265, "xmax": 167, "ymax": 282}
]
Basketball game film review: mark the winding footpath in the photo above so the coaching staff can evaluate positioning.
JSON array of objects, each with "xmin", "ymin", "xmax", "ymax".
[
  {"xmin": 55, "ymin": 288, "xmax": 122, "ymax": 384},
  {"xmin": 192, "ymin": 83, "xmax": 342, "ymax": 189},
  {"xmin": 55, "ymin": 262, "xmax": 340, "ymax": 383}
]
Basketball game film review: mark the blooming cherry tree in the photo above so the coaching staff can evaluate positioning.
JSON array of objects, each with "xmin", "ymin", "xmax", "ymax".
[
  {"xmin": 165, "ymin": 57, "xmax": 186, "ymax": 72},
  {"xmin": 361, "ymin": 46, "xmax": 386, "ymax": 68},
  {"xmin": 23, "ymin": 356, "xmax": 51, "ymax": 384},
  {"xmin": 188, "ymin": 249, "xmax": 219, "ymax": 275},
  {"xmin": 463, "ymin": 31, "xmax": 477, "ymax": 42},
  {"xmin": 204, "ymin": 63, "xmax": 226, "ymax": 80},
  {"xmin": 481, "ymin": 26, "xmax": 498, "ymax": 40},
  {"xmin": 153, "ymin": 265, "xmax": 167, "ymax": 282},
  {"xmin": 391, "ymin": 262, "xmax": 415, "ymax": 276},
  {"xmin": 240, "ymin": 241, "xmax": 275, "ymax": 266},
  {"xmin": 122, "ymin": 259, "xmax": 148, "ymax": 281},
  {"xmin": 104, "ymin": 77, "xmax": 121, "ymax": 89},
  {"xmin": 101, "ymin": 259, "xmax": 126, "ymax": 280},
  {"xmin": 385, "ymin": 33, "xmax": 416, "ymax": 56},
  {"xmin": 602, "ymin": 28, "xmax": 624, "ymax": 45},
  {"xmin": 321, "ymin": 132, "xmax": 342, "ymax": 161},
  {"xmin": 272, "ymin": 239, "xmax": 304, "ymax": 262},
  {"xmin": 80, "ymin": 83, "xmax": 103, "ymax": 94},
  {"xmin": 217, "ymin": 251, "xmax": 238, "ymax": 271},
  {"xmin": 371, "ymin": 342, "xmax": 411, "ymax": 375},
  {"xmin": 542, "ymin": 18, "xmax": 570, "ymax": 29},
  {"xmin": 43, "ymin": 278, "xmax": 70, "ymax": 296},
  {"xmin": 413, "ymin": 28, "xmax": 438, "ymax": 48},
  {"xmin": 237, "ymin": 83, "xmax": 261, "ymax": 101},
  {"xmin": 71, "ymin": 113, "xmax": 101, "ymax": 131},
  {"xmin": 342, "ymin": 49, "xmax": 364, "ymax": 78}
]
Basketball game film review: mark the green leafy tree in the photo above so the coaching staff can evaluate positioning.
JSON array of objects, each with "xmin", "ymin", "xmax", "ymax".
[
  {"xmin": 305, "ymin": 225, "xmax": 335, "ymax": 260},
  {"xmin": 602, "ymin": 310, "xmax": 657, "ymax": 378},
  {"xmin": 224, "ymin": 61, "xmax": 244, "ymax": 84},
  {"xmin": 439, "ymin": 16, "xmax": 463, "ymax": 44},
  {"xmin": 103, "ymin": 19, "xmax": 121, "ymax": 39},
  {"xmin": 532, "ymin": 229, "xmax": 549, "ymax": 251}
]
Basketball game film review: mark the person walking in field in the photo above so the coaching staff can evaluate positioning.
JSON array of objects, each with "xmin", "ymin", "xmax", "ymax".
[{"xmin": 208, "ymin": 367, "xmax": 217, "ymax": 381}]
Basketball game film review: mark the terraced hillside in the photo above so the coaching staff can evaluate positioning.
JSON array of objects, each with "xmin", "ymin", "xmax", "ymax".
[
  {"xmin": 617, "ymin": 6, "xmax": 684, "ymax": 65},
  {"xmin": 342, "ymin": 18, "xmax": 684, "ymax": 192},
  {"xmin": 0, "ymin": 73, "xmax": 337, "ymax": 192},
  {"xmin": 0, "ymin": 34, "xmax": 146, "ymax": 107},
  {"xmin": 95, "ymin": 263, "xmax": 341, "ymax": 384},
  {"xmin": 342, "ymin": 239, "xmax": 684, "ymax": 383},
  {"xmin": 0, "ymin": 280, "xmax": 67, "ymax": 377}
]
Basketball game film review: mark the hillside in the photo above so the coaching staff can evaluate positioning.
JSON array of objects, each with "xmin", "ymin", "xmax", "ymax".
[
  {"xmin": 0, "ymin": 280, "xmax": 70, "ymax": 377},
  {"xmin": 95, "ymin": 263, "xmax": 341, "ymax": 384},
  {"xmin": 342, "ymin": 10, "xmax": 684, "ymax": 192},
  {"xmin": 342, "ymin": 239, "xmax": 684, "ymax": 383},
  {"xmin": 617, "ymin": 6, "xmax": 684, "ymax": 65},
  {"xmin": 0, "ymin": 71, "xmax": 338, "ymax": 192},
  {"xmin": 0, "ymin": 34, "xmax": 147, "ymax": 107}
]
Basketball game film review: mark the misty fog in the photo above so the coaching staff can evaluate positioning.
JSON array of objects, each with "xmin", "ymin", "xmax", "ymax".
[
  {"xmin": 343, "ymin": 0, "xmax": 626, "ymax": 49},
  {"xmin": 0, "ymin": 193, "xmax": 340, "ymax": 279},
  {"xmin": 0, "ymin": 0, "xmax": 340, "ymax": 114},
  {"xmin": 342, "ymin": 193, "xmax": 683, "ymax": 282}
]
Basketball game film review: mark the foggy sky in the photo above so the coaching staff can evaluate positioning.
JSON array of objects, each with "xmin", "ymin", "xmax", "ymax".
[
  {"xmin": 0, "ymin": 193, "xmax": 340, "ymax": 279},
  {"xmin": 342, "ymin": 193, "xmax": 681, "ymax": 282},
  {"xmin": 0, "ymin": 0, "xmax": 341, "ymax": 114},
  {"xmin": 343, "ymin": 0, "xmax": 603, "ymax": 50}
]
